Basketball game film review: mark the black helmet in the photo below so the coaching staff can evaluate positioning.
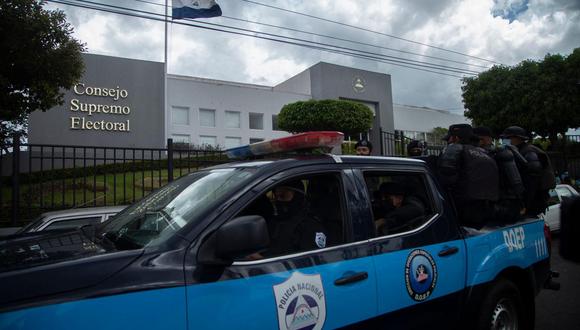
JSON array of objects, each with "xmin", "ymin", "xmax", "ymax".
[
  {"xmin": 407, "ymin": 140, "xmax": 427, "ymax": 156},
  {"xmin": 473, "ymin": 126, "xmax": 492, "ymax": 138},
  {"xmin": 355, "ymin": 140, "xmax": 373, "ymax": 151},
  {"xmin": 501, "ymin": 126, "xmax": 528, "ymax": 139},
  {"xmin": 379, "ymin": 182, "xmax": 407, "ymax": 195},
  {"xmin": 446, "ymin": 124, "xmax": 476, "ymax": 140}
]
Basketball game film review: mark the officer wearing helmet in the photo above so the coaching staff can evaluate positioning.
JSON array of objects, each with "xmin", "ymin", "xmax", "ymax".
[
  {"xmin": 355, "ymin": 140, "xmax": 373, "ymax": 156},
  {"xmin": 265, "ymin": 180, "xmax": 329, "ymax": 257},
  {"xmin": 407, "ymin": 140, "xmax": 427, "ymax": 157},
  {"xmin": 474, "ymin": 126, "xmax": 527, "ymax": 223},
  {"xmin": 501, "ymin": 126, "xmax": 556, "ymax": 216},
  {"xmin": 438, "ymin": 124, "xmax": 500, "ymax": 228},
  {"xmin": 374, "ymin": 181, "xmax": 426, "ymax": 235}
]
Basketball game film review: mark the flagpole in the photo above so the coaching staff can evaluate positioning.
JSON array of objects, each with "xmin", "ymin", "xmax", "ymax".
[
  {"xmin": 164, "ymin": 0, "xmax": 169, "ymax": 144},
  {"xmin": 164, "ymin": 0, "xmax": 168, "ymax": 67}
]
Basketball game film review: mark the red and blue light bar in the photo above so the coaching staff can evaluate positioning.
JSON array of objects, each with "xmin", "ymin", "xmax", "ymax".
[{"xmin": 225, "ymin": 131, "xmax": 344, "ymax": 159}]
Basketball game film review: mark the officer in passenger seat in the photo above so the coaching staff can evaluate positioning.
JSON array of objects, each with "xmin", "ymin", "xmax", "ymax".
[
  {"xmin": 374, "ymin": 182, "xmax": 426, "ymax": 235},
  {"xmin": 265, "ymin": 180, "xmax": 329, "ymax": 257}
]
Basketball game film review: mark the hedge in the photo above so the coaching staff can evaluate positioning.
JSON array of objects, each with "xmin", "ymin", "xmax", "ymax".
[{"xmin": 278, "ymin": 99, "xmax": 373, "ymax": 135}]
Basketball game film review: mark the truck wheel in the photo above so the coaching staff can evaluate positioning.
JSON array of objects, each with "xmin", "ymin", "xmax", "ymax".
[{"xmin": 477, "ymin": 279, "xmax": 525, "ymax": 330}]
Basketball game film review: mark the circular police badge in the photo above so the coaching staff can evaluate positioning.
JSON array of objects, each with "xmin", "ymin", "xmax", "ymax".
[
  {"xmin": 404, "ymin": 249, "xmax": 438, "ymax": 301},
  {"xmin": 273, "ymin": 272, "xmax": 326, "ymax": 330}
]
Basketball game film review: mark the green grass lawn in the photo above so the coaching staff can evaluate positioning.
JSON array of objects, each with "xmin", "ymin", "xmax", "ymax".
[{"xmin": 0, "ymin": 166, "xmax": 204, "ymax": 226}]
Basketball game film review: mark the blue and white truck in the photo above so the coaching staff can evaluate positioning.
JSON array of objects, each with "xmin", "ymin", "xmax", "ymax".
[{"xmin": 0, "ymin": 134, "xmax": 557, "ymax": 329}]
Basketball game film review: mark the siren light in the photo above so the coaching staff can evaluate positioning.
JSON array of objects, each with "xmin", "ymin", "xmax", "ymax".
[{"xmin": 225, "ymin": 131, "xmax": 344, "ymax": 159}]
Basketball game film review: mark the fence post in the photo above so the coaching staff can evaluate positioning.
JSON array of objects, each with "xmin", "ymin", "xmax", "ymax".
[
  {"xmin": 11, "ymin": 134, "xmax": 20, "ymax": 226},
  {"xmin": 167, "ymin": 138, "xmax": 174, "ymax": 182},
  {"xmin": 379, "ymin": 128, "xmax": 384, "ymax": 156}
]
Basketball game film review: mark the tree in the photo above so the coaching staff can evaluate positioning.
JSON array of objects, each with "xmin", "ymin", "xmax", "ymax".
[
  {"xmin": 277, "ymin": 99, "xmax": 374, "ymax": 136},
  {"xmin": 429, "ymin": 127, "xmax": 448, "ymax": 143},
  {"xmin": 0, "ymin": 0, "xmax": 85, "ymax": 141},
  {"xmin": 462, "ymin": 48, "xmax": 580, "ymax": 145}
]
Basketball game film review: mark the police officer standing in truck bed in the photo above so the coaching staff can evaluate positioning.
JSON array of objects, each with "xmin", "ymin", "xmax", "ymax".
[
  {"xmin": 501, "ymin": 126, "xmax": 556, "ymax": 217},
  {"xmin": 438, "ymin": 124, "xmax": 500, "ymax": 229},
  {"xmin": 474, "ymin": 126, "xmax": 527, "ymax": 224}
]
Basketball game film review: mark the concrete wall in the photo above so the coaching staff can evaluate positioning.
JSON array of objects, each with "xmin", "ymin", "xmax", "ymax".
[
  {"xmin": 28, "ymin": 53, "xmax": 165, "ymax": 148},
  {"xmin": 393, "ymin": 104, "xmax": 470, "ymax": 133},
  {"xmin": 273, "ymin": 68, "xmax": 311, "ymax": 95},
  {"xmin": 308, "ymin": 62, "xmax": 395, "ymax": 155}
]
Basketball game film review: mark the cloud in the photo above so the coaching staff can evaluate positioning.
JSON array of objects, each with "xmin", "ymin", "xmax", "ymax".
[
  {"xmin": 492, "ymin": 0, "xmax": 530, "ymax": 23},
  {"xmin": 45, "ymin": 0, "xmax": 580, "ymax": 111}
]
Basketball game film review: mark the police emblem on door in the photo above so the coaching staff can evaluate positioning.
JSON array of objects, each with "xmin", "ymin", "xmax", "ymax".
[
  {"xmin": 404, "ymin": 249, "xmax": 438, "ymax": 301},
  {"xmin": 273, "ymin": 272, "xmax": 327, "ymax": 330}
]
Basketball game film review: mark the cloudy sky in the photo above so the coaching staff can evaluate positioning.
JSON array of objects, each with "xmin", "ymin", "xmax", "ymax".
[{"xmin": 46, "ymin": 0, "xmax": 580, "ymax": 114}]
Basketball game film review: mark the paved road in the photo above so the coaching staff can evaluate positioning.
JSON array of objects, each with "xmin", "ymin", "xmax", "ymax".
[{"xmin": 535, "ymin": 236, "xmax": 580, "ymax": 329}]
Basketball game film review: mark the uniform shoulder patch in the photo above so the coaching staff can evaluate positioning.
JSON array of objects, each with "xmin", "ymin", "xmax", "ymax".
[{"xmin": 315, "ymin": 232, "xmax": 326, "ymax": 248}]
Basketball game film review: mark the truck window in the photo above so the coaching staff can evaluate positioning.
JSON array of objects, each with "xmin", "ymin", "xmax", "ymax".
[
  {"xmin": 235, "ymin": 173, "xmax": 345, "ymax": 260},
  {"xmin": 363, "ymin": 172, "xmax": 436, "ymax": 237},
  {"xmin": 43, "ymin": 216, "xmax": 103, "ymax": 231}
]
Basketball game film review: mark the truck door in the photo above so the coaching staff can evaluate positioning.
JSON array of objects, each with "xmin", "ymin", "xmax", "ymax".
[
  {"xmin": 184, "ymin": 168, "xmax": 378, "ymax": 329},
  {"xmin": 357, "ymin": 169, "xmax": 467, "ymax": 328}
]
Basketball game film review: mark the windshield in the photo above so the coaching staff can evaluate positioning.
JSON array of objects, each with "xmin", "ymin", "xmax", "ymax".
[{"xmin": 99, "ymin": 168, "xmax": 256, "ymax": 250}]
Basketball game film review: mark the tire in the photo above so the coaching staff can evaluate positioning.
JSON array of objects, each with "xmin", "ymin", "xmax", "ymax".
[{"xmin": 476, "ymin": 279, "xmax": 527, "ymax": 330}]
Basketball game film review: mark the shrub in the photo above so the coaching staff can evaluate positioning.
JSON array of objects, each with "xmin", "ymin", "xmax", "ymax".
[{"xmin": 278, "ymin": 99, "xmax": 373, "ymax": 135}]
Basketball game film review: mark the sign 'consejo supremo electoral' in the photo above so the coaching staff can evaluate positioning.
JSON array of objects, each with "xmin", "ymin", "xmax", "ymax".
[{"xmin": 68, "ymin": 83, "xmax": 131, "ymax": 132}]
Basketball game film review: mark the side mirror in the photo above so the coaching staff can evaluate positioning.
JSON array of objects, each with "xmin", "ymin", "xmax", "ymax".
[
  {"xmin": 198, "ymin": 215, "xmax": 270, "ymax": 265},
  {"xmin": 560, "ymin": 196, "xmax": 580, "ymax": 263}
]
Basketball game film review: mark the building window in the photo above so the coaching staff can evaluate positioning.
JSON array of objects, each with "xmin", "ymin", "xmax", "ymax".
[
  {"xmin": 171, "ymin": 134, "xmax": 190, "ymax": 144},
  {"xmin": 225, "ymin": 111, "xmax": 241, "ymax": 129},
  {"xmin": 272, "ymin": 114, "xmax": 280, "ymax": 131},
  {"xmin": 249, "ymin": 112, "xmax": 264, "ymax": 130},
  {"xmin": 250, "ymin": 138, "xmax": 264, "ymax": 144},
  {"xmin": 171, "ymin": 106, "xmax": 189, "ymax": 125},
  {"xmin": 199, "ymin": 135, "xmax": 217, "ymax": 147},
  {"xmin": 225, "ymin": 137, "xmax": 242, "ymax": 149},
  {"xmin": 199, "ymin": 109, "xmax": 216, "ymax": 127}
]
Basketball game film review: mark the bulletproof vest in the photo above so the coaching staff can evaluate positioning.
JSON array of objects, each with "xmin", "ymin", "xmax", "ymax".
[
  {"xmin": 461, "ymin": 145, "xmax": 500, "ymax": 201},
  {"xmin": 519, "ymin": 144, "xmax": 556, "ymax": 191},
  {"xmin": 493, "ymin": 146, "xmax": 525, "ymax": 200},
  {"xmin": 438, "ymin": 144, "xmax": 499, "ymax": 202}
]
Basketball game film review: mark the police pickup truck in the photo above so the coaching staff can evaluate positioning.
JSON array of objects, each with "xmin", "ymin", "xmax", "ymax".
[{"xmin": 0, "ymin": 132, "xmax": 555, "ymax": 330}]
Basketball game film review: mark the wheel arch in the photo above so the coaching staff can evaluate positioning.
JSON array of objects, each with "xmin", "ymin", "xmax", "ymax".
[{"xmin": 462, "ymin": 266, "xmax": 536, "ymax": 329}]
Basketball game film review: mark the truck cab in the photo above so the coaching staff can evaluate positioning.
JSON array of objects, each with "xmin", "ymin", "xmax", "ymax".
[{"xmin": 0, "ymin": 154, "xmax": 553, "ymax": 330}]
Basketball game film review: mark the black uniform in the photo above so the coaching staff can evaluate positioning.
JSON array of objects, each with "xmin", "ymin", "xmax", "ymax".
[
  {"xmin": 377, "ymin": 196, "xmax": 426, "ymax": 235},
  {"xmin": 489, "ymin": 145, "xmax": 527, "ymax": 223},
  {"xmin": 517, "ymin": 142, "xmax": 556, "ymax": 216},
  {"xmin": 266, "ymin": 195, "xmax": 329, "ymax": 257},
  {"xmin": 438, "ymin": 143, "xmax": 499, "ymax": 228}
]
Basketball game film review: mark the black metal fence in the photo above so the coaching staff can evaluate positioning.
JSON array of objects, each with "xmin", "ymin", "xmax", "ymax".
[
  {"xmin": 380, "ymin": 130, "xmax": 445, "ymax": 157},
  {"xmin": 0, "ymin": 139, "xmax": 228, "ymax": 227}
]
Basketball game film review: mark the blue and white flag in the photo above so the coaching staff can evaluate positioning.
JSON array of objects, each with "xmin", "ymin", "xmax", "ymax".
[{"xmin": 172, "ymin": 0, "xmax": 222, "ymax": 19}]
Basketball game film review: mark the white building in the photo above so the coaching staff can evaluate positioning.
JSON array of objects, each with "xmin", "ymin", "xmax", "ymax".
[
  {"xmin": 30, "ymin": 53, "xmax": 471, "ymax": 153},
  {"xmin": 393, "ymin": 104, "xmax": 471, "ymax": 143}
]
